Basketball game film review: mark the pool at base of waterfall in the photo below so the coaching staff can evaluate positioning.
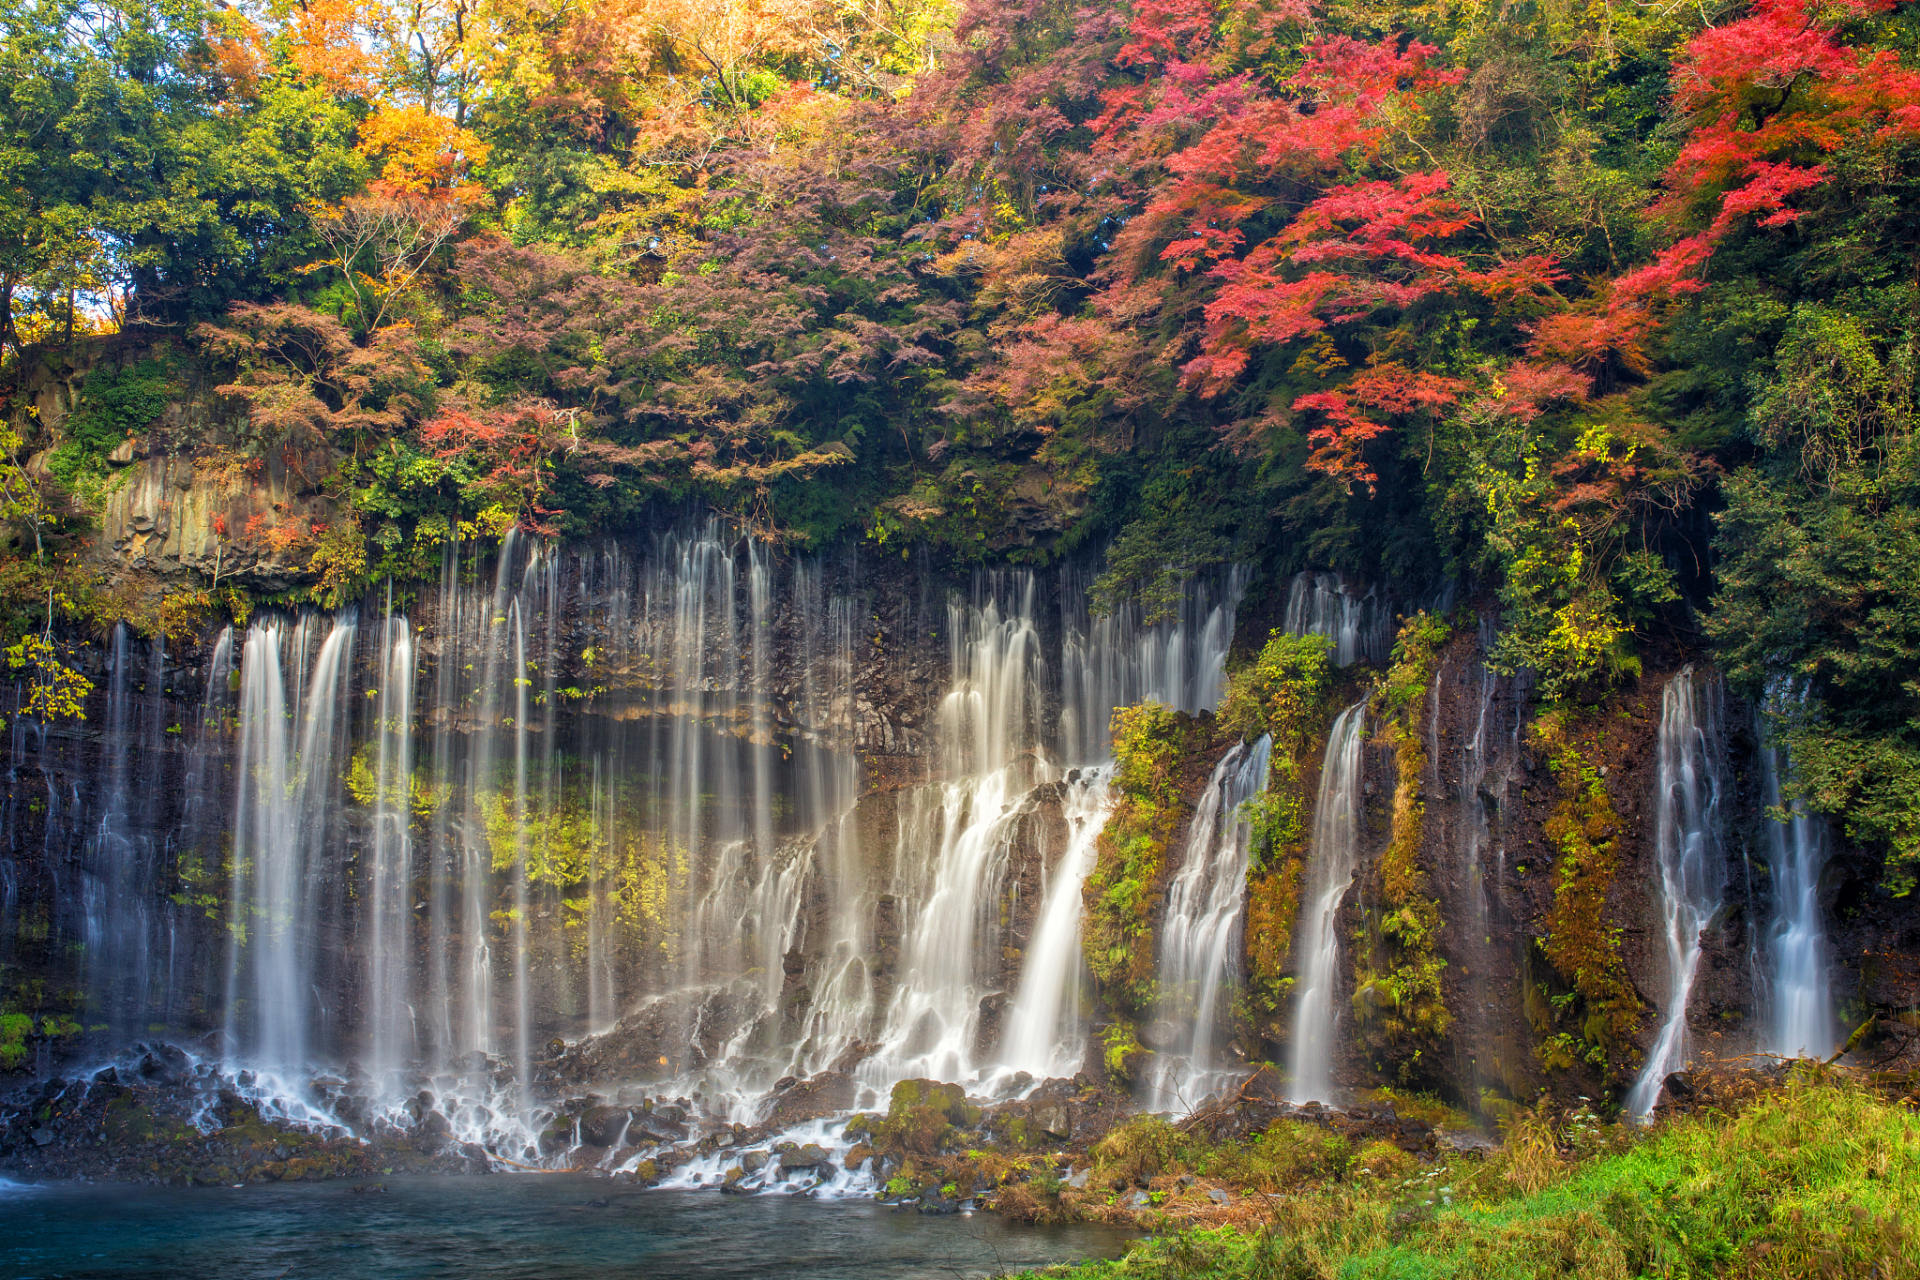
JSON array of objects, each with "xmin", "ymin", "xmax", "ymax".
[{"xmin": 0, "ymin": 1174, "xmax": 1134, "ymax": 1279}]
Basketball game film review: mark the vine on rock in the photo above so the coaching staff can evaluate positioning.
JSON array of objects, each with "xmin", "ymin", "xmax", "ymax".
[
  {"xmin": 1533, "ymin": 710, "xmax": 1640, "ymax": 1082},
  {"xmin": 1218, "ymin": 630, "xmax": 1332, "ymax": 1021},
  {"xmin": 1353, "ymin": 613, "xmax": 1451, "ymax": 1075},
  {"xmin": 1082, "ymin": 702, "xmax": 1195, "ymax": 1026}
]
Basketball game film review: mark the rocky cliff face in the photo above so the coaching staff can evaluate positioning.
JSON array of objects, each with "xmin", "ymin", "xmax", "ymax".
[{"xmin": 0, "ymin": 494, "xmax": 1914, "ymax": 1121}]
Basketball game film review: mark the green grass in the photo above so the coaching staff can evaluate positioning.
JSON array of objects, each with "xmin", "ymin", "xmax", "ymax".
[{"xmin": 1017, "ymin": 1077, "xmax": 1917, "ymax": 1279}]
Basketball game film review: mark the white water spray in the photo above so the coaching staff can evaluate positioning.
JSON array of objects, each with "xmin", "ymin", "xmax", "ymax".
[
  {"xmin": 1289, "ymin": 703, "xmax": 1368, "ymax": 1103},
  {"xmin": 1146, "ymin": 734, "xmax": 1272, "ymax": 1111},
  {"xmin": 1627, "ymin": 668, "xmax": 1726, "ymax": 1117}
]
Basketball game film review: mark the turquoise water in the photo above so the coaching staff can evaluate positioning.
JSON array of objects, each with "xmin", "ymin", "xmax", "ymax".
[{"xmin": 0, "ymin": 1175, "xmax": 1129, "ymax": 1279}]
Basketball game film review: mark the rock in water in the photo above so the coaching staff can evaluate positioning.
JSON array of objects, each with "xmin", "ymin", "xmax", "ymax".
[{"xmin": 761, "ymin": 1072, "xmax": 857, "ymax": 1128}]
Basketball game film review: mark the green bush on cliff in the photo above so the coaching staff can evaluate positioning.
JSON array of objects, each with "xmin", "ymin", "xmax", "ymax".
[
  {"xmin": 1082, "ymin": 702, "xmax": 1194, "ymax": 1014},
  {"xmin": 1220, "ymin": 631, "xmax": 1333, "ymax": 1013},
  {"xmin": 48, "ymin": 357, "xmax": 172, "ymax": 506}
]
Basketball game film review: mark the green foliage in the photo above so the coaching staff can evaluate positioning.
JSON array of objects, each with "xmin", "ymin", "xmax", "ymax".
[
  {"xmin": 1015, "ymin": 1078, "xmax": 1919, "ymax": 1280},
  {"xmin": 1217, "ymin": 632, "xmax": 1334, "ymax": 753},
  {"xmin": 1706, "ymin": 309, "xmax": 1920, "ymax": 893},
  {"xmin": 1354, "ymin": 615, "xmax": 1452, "ymax": 1067},
  {"xmin": 1533, "ymin": 712, "xmax": 1639, "ymax": 1078},
  {"xmin": 0, "ymin": 1011, "xmax": 30, "ymax": 1070},
  {"xmin": 1082, "ymin": 703, "xmax": 1194, "ymax": 1014},
  {"xmin": 47, "ymin": 357, "xmax": 170, "ymax": 505},
  {"xmin": 1100, "ymin": 1018, "xmax": 1146, "ymax": 1085},
  {"xmin": 1219, "ymin": 631, "xmax": 1334, "ymax": 1013}
]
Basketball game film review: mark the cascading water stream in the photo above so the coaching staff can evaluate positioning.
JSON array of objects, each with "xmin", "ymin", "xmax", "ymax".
[
  {"xmin": 81, "ymin": 622, "xmax": 169, "ymax": 1040},
  {"xmin": 366, "ymin": 595, "xmax": 415, "ymax": 1087},
  {"xmin": 1757, "ymin": 687, "xmax": 1835, "ymax": 1059},
  {"xmin": 1144, "ymin": 734, "xmax": 1272, "ymax": 1112},
  {"xmin": 224, "ymin": 613, "xmax": 358, "ymax": 1071},
  {"xmin": 33, "ymin": 531, "xmax": 1258, "ymax": 1180},
  {"xmin": 1283, "ymin": 573, "xmax": 1390, "ymax": 667},
  {"xmin": 998, "ymin": 765, "xmax": 1116, "ymax": 1080},
  {"xmin": 1627, "ymin": 668, "xmax": 1727, "ymax": 1118},
  {"xmin": 864, "ymin": 576, "xmax": 1045, "ymax": 1087},
  {"xmin": 1289, "ymin": 703, "xmax": 1368, "ymax": 1104}
]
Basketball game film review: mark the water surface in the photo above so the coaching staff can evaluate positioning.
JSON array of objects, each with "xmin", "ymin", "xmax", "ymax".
[{"xmin": 0, "ymin": 1174, "xmax": 1129, "ymax": 1280}]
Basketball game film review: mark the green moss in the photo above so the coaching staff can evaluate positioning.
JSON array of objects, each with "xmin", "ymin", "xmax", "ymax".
[
  {"xmin": 872, "ymin": 1078, "xmax": 979, "ymax": 1156},
  {"xmin": 1100, "ymin": 1018, "xmax": 1146, "ymax": 1084},
  {"xmin": 1219, "ymin": 631, "xmax": 1333, "ymax": 1012},
  {"xmin": 1081, "ymin": 702, "xmax": 1196, "ymax": 1013},
  {"xmin": 0, "ymin": 1012, "xmax": 30, "ymax": 1070},
  {"xmin": 1353, "ymin": 614, "xmax": 1452, "ymax": 1067},
  {"xmin": 48, "ymin": 357, "xmax": 172, "ymax": 508},
  {"xmin": 1534, "ymin": 711, "xmax": 1639, "ymax": 1079}
]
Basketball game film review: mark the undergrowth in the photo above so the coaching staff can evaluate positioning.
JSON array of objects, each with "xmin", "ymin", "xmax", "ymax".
[{"xmin": 1016, "ymin": 1076, "xmax": 1919, "ymax": 1280}]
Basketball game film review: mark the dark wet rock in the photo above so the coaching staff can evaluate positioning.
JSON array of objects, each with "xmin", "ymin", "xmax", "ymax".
[
  {"xmin": 782, "ymin": 1143, "xmax": 827, "ymax": 1170},
  {"xmin": 548, "ymin": 987, "xmax": 751, "ymax": 1086},
  {"xmin": 761, "ymin": 1072, "xmax": 856, "ymax": 1129},
  {"xmin": 827, "ymin": 1040, "xmax": 877, "ymax": 1075},
  {"xmin": 1663, "ymin": 1071, "xmax": 1696, "ymax": 1099},
  {"xmin": 741, "ymin": 1150, "xmax": 769, "ymax": 1173},
  {"xmin": 578, "ymin": 1106, "xmax": 632, "ymax": 1148},
  {"xmin": 1136, "ymin": 1021, "xmax": 1183, "ymax": 1053}
]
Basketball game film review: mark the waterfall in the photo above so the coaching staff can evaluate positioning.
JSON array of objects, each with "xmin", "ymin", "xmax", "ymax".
[
  {"xmin": 80, "ymin": 622, "xmax": 168, "ymax": 1039},
  {"xmin": 29, "ymin": 530, "xmax": 1263, "ymax": 1159},
  {"xmin": 1283, "ymin": 572, "xmax": 1391, "ymax": 667},
  {"xmin": 1060, "ymin": 565, "xmax": 1244, "ymax": 765},
  {"xmin": 224, "ymin": 611, "xmax": 358, "ymax": 1070},
  {"xmin": 1288, "ymin": 703, "xmax": 1368, "ymax": 1104},
  {"xmin": 999, "ymin": 765, "xmax": 1116, "ymax": 1079},
  {"xmin": 786, "ymin": 562, "xmax": 869, "ymax": 1077},
  {"xmin": 1145, "ymin": 734, "xmax": 1272, "ymax": 1111},
  {"xmin": 865, "ymin": 575, "xmax": 1045, "ymax": 1086},
  {"xmin": 366, "ymin": 596, "xmax": 415, "ymax": 1085},
  {"xmin": 1445, "ymin": 617, "xmax": 1527, "ymax": 1094},
  {"xmin": 1758, "ymin": 689, "xmax": 1835, "ymax": 1059},
  {"xmin": 1626, "ymin": 668, "xmax": 1727, "ymax": 1117}
]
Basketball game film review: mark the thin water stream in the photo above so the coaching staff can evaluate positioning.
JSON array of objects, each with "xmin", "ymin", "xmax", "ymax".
[
  {"xmin": 1288, "ymin": 703, "xmax": 1368, "ymax": 1104},
  {"xmin": 1627, "ymin": 669, "xmax": 1727, "ymax": 1117}
]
